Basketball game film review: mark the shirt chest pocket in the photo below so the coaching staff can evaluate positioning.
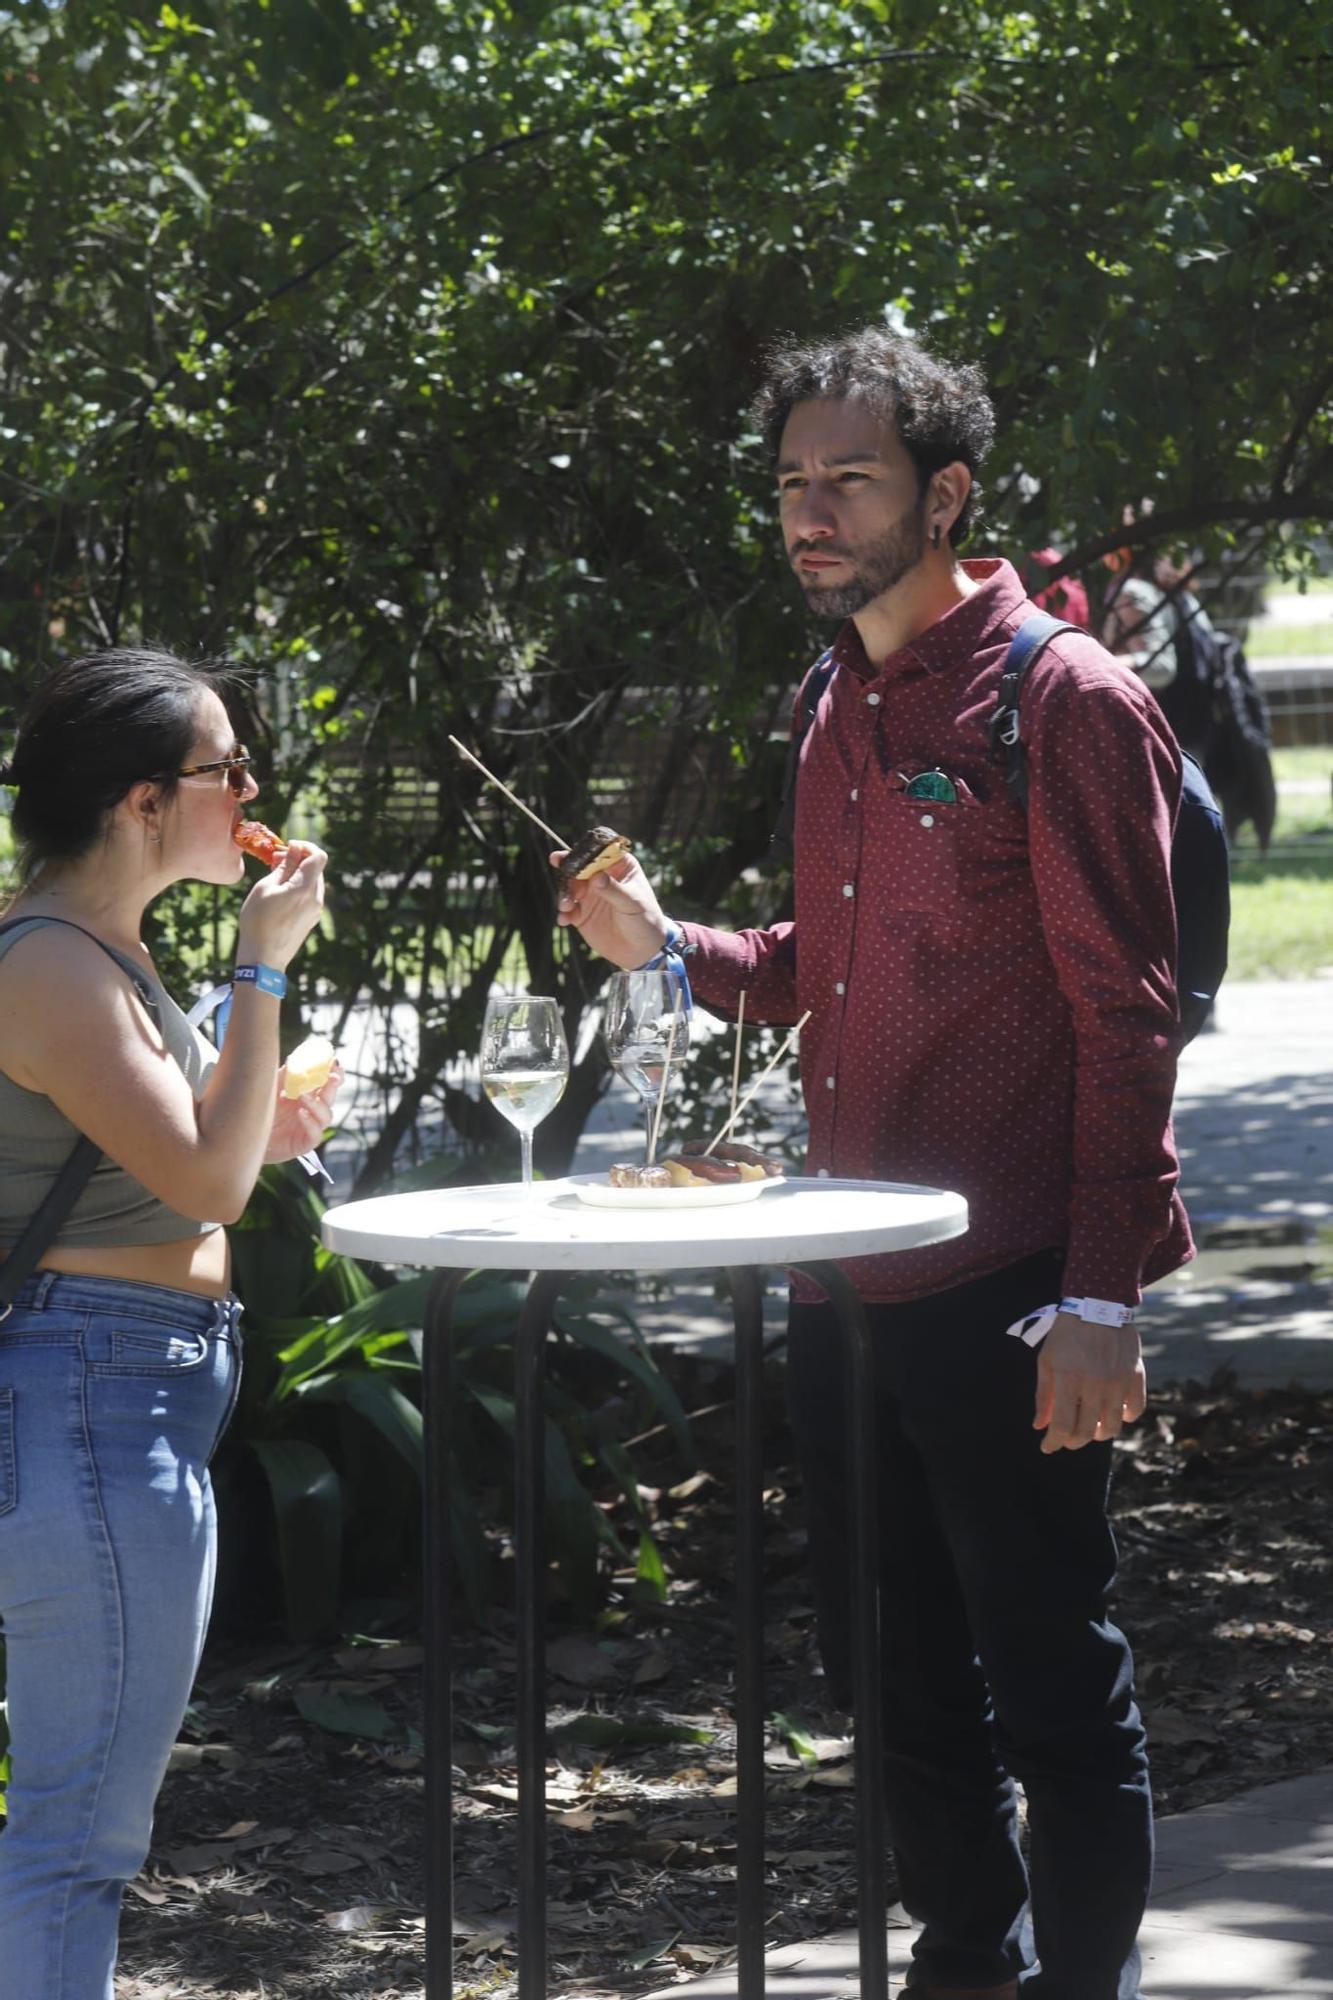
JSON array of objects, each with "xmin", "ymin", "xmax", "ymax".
[{"xmin": 874, "ymin": 796, "xmax": 964, "ymax": 916}]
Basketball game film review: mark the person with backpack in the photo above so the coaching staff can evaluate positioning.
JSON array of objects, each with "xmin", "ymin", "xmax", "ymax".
[
  {"xmin": 0, "ymin": 650, "xmax": 335, "ymax": 2000},
  {"xmin": 1104, "ymin": 558, "xmax": 1276, "ymax": 851},
  {"xmin": 554, "ymin": 328, "xmax": 1196, "ymax": 2000}
]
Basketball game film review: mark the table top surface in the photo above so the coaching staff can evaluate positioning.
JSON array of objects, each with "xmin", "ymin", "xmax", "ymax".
[{"xmin": 321, "ymin": 1176, "xmax": 969, "ymax": 1272}]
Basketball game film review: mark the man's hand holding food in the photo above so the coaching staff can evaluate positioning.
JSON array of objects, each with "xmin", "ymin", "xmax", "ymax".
[{"xmin": 552, "ymin": 846, "xmax": 671, "ymax": 970}]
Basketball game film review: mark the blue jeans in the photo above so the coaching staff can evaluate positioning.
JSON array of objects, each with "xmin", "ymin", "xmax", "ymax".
[
  {"xmin": 0, "ymin": 1271, "xmax": 242, "ymax": 2000},
  {"xmin": 787, "ymin": 1250, "xmax": 1151, "ymax": 2000}
]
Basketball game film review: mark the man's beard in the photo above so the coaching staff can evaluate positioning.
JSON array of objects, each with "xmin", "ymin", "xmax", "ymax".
[{"xmin": 793, "ymin": 497, "xmax": 927, "ymax": 619}]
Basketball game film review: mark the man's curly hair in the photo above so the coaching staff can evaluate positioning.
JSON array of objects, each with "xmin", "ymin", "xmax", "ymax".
[{"xmin": 751, "ymin": 327, "xmax": 996, "ymax": 545}]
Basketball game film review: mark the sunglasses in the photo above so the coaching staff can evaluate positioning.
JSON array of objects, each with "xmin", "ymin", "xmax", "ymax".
[{"xmin": 177, "ymin": 744, "xmax": 253, "ymax": 797}]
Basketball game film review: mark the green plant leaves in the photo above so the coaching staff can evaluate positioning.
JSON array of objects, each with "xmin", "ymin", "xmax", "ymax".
[
  {"xmin": 293, "ymin": 1688, "xmax": 401, "ymax": 1740},
  {"xmin": 251, "ymin": 1439, "xmax": 344, "ymax": 1642},
  {"xmin": 297, "ymin": 1371, "xmax": 424, "ymax": 1474},
  {"xmin": 770, "ymin": 1709, "xmax": 820, "ymax": 1768},
  {"xmin": 273, "ymin": 1276, "xmax": 431, "ymax": 1394},
  {"xmin": 553, "ymin": 1298, "xmax": 694, "ymax": 1465}
]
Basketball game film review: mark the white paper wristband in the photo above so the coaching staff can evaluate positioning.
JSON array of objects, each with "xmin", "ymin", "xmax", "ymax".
[
  {"xmin": 1006, "ymin": 1296, "xmax": 1136, "ymax": 1348},
  {"xmin": 1061, "ymin": 1295, "xmax": 1136, "ymax": 1327}
]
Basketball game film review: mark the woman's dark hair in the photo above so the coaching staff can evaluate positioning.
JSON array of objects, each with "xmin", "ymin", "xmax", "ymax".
[
  {"xmin": 4, "ymin": 648, "xmax": 229, "ymax": 879},
  {"xmin": 751, "ymin": 326, "xmax": 996, "ymax": 544}
]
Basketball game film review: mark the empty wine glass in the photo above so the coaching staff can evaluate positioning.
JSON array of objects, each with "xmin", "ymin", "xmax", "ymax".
[
  {"xmin": 480, "ymin": 994, "xmax": 570, "ymax": 1190},
  {"xmin": 602, "ymin": 968, "xmax": 691, "ymax": 1165}
]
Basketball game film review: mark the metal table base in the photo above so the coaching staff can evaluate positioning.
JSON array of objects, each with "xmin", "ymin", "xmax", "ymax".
[{"xmin": 420, "ymin": 1258, "xmax": 887, "ymax": 1999}]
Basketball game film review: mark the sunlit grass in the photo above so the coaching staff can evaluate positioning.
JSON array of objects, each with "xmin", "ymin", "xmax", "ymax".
[
  {"xmin": 1225, "ymin": 747, "xmax": 1333, "ymax": 978},
  {"xmin": 1247, "ymin": 622, "xmax": 1333, "ymax": 658},
  {"xmin": 1228, "ymin": 859, "xmax": 1333, "ymax": 980}
]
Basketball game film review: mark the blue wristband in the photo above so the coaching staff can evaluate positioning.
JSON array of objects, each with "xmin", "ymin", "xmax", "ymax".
[
  {"xmin": 233, "ymin": 961, "xmax": 287, "ymax": 999},
  {"xmin": 635, "ymin": 921, "xmax": 693, "ymax": 1014}
]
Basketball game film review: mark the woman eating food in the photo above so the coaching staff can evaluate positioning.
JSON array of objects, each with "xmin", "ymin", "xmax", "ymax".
[{"xmin": 0, "ymin": 647, "xmax": 336, "ymax": 1999}]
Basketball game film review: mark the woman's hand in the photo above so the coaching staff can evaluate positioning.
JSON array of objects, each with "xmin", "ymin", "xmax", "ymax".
[
  {"xmin": 552, "ymin": 850, "xmax": 671, "ymax": 969},
  {"xmin": 236, "ymin": 839, "xmax": 329, "ymax": 973},
  {"xmin": 264, "ymin": 1060, "xmax": 344, "ymax": 1164}
]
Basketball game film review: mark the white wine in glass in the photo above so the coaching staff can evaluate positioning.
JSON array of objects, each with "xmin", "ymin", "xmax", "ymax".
[
  {"xmin": 480, "ymin": 995, "xmax": 570, "ymax": 1190},
  {"xmin": 602, "ymin": 968, "xmax": 691, "ymax": 1165}
]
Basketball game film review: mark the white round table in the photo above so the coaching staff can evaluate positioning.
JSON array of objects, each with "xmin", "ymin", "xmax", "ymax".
[
  {"xmin": 323, "ymin": 1175, "xmax": 967, "ymax": 2000},
  {"xmin": 322, "ymin": 1173, "xmax": 967, "ymax": 1272}
]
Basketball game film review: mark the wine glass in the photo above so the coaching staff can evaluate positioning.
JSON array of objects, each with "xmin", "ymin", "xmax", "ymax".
[
  {"xmin": 602, "ymin": 968, "xmax": 691, "ymax": 1166},
  {"xmin": 480, "ymin": 995, "xmax": 570, "ymax": 1191}
]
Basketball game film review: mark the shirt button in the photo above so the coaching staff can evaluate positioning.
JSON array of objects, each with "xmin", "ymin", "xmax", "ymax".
[
  {"xmin": 920, "ymin": 813, "xmax": 935, "ymax": 828},
  {"xmin": 850, "ymin": 788, "xmax": 859, "ymax": 803},
  {"xmin": 842, "ymin": 882, "xmax": 854, "ymax": 898},
  {"xmin": 835, "ymin": 981, "xmax": 846, "ymax": 995},
  {"xmin": 866, "ymin": 691, "xmax": 881, "ymax": 706},
  {"xmin": 826, "ymin": 1076, "xmax": 835, "ymax": 1090}
]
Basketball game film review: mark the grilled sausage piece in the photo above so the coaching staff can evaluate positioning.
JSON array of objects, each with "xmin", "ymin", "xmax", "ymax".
[
  {"xmin": 661, "ymin": 1153, "xmax": 742, "ymax": 1185},
  {"xmin": 681, "ymin": 1138, "xmax": 783, "ymax": 1177}
]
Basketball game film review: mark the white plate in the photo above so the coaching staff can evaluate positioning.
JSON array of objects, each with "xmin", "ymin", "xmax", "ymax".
[{"xmin": 568, "ymin": 1170, "xmax": 784, "ymax": 1210}]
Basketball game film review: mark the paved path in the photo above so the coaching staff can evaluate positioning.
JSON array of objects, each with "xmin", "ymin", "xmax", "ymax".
[
  {"xmin": 640, "ymin": 1771, "xmax": 1333, "ymax": 1997},
  {"xmin": 1146, "ymin": 979, "xmax": 1333, "ymax": 1387}
]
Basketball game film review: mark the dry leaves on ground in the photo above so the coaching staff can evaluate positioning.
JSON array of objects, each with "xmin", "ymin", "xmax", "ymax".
[{"xmin": 117, "ymin": 1362, "xmax": 1333, "ymax": 2000}]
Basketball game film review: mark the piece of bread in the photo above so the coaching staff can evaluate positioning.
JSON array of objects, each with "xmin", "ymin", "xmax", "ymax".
[{"xmin": 282, "ymin": 1033, "xmax": 336, "ymax": 1099}]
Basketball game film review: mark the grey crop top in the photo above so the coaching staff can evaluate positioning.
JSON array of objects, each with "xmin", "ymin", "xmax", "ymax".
[{"xmin": 0, "ymin": 917, "xmax": 221, "ymax": 1247}]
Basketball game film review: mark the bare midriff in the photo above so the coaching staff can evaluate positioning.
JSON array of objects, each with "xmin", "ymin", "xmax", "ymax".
[{"xmin": 23, "ymin": 1227, "xmax": 232, "ymax": 1299}]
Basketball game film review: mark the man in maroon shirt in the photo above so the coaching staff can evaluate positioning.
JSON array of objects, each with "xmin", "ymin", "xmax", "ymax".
[{"xmin": 555, "ymin": 328, "xmax": 1192, "ymax": 2000}]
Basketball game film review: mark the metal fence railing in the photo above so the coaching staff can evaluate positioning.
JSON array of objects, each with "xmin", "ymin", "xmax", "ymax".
[{"xmin": 1248, "ymin": 660, "xmax": 1333, "ymax": 749}]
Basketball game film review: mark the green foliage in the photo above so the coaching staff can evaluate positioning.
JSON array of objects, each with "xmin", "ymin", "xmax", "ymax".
[
  {"xmin": 216, "ymin": 1164, "xmax": 691, "ymax": 1637},
  {"xmin": 1, "ymin": 0, "xmax": 1328, "ymax": 1185}
]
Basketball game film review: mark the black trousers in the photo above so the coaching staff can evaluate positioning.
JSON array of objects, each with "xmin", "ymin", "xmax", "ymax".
[{"xmin": 786, "ymin": 1250, "xmax": 1151, "ymax": 2000}]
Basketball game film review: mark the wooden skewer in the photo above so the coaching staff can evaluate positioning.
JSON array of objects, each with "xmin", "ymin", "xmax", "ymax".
[
  {"xmin": 647, "ymin": 987, "xmax": 683, "ymax": 1167},
  {"xmin": 704, "ymin": 1008, "xmax": 812, "ymax": 1156},
  {"xmin": 729, "ymin": 989, "xmax": 746, "ymax": 1136},
  {"xmin": 448, "ymin": 735, "xmax": 567, "ymax": 849}
]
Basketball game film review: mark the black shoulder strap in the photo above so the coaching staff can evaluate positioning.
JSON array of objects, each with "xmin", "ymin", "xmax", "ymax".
[
  {"xmin": 989, "ymin": 613, "xmax": 1081, "ymax": 808},
  {"xmin": 0, "ymin": 917, "xmax": 164, "ymax": 1311},
  {"xmin": 770, "ymin": 648, "xmax": 837, "ymax": 860}
]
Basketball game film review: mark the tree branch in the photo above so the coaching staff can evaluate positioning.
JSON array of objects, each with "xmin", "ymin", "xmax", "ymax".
[
  {"xmin": 1270, "ymin": 359, "xmax": 1333, "ymax": 500},
  {"xmin": 1042, "ymin": 489, "xmax": 1333, "ymax": 586}
]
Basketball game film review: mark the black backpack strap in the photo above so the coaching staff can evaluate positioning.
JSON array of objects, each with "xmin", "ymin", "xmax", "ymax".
[
  {"xmin": 770, "ymin": 648, "xmax": 837, "ymax": 860},
  {"xmin": 989, "ymin": 613, "xmax": 1081, "ymax": 807},
  {"xmin": 0, "ymin": 917, "xmax": 164, "ymax": 1313},
  {"xmin": 1173, "ymin": 751, "xmax": 1230, "ymax": 1043},
  {"xmin": 0, "ymin": 1136, "xmax": 103, "ymax": 1310}
]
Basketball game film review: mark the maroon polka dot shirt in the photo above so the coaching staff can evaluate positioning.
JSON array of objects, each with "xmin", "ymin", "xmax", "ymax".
[{"xmin": 680, "ymin": 558, "xmax": 1195, "ymax": 1306}]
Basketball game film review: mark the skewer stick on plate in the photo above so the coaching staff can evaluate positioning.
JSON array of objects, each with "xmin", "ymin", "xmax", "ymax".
[
  {"xmin": 646, "ymin": 986, "xmax": 683, "ymax": 1167},
  {"xmin": 703, "ymin": 1008, "xmax": 811, "ymax": 1157},
  {"xmin": 729, "ymin": 988, "xmax": 746, "ymax": 1135},
  {"xmin": 448, "ymin": 736, "xmax": 567, "ymax": 848}
]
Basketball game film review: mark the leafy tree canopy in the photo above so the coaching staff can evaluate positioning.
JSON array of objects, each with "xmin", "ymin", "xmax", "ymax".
[{"xmin": 1, "ymin": 0, "xmax": 1329, "ymax": 1175}]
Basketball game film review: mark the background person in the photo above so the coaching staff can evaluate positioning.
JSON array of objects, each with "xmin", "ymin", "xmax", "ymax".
[
  {"xmin": 0, "ymin": 649, "xmax": 335, "ymax": 2000},
  {"xmin": 1102, "ymin": 561, "xmax": 1182, "ymax": 694},
  {"xmin": 1027, "ymin": 546, "xmax": 1092, "ymax": 629},
  {"xmin": 555, "ymin": 328, "xmax": 1190, "ymax": 2000}
]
